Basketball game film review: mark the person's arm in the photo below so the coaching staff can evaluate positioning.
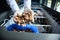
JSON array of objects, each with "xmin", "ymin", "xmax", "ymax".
[
  {"xmin": 6, "ymin": 0, "xmax": 22, "ymax": 17},
  {"xmin": 6, "ymin": 0, "xmax": 20, "ymax": 12},
  {"xmin": 7, "ymin": 24, "xmax": 14, "ymax": 31},
  {"xmin": 30, "ymin": 25, "xmax": 39, "ymax": 33},
  {"xmin": 7, "ymin": 25, "xmax": 17, "ymax": 32}
]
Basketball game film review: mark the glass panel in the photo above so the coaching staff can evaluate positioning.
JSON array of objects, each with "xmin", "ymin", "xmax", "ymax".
[
  {"xmin": 47, "ymin": 0, "xmax": 52, "ymax": 8},
  {"xmin": 56, "ymin": 2, "xmax": 60, "ymax": 12},
  {"xmin": 40, "ymin": 0, "xmax": 42, "ymax": 4}
]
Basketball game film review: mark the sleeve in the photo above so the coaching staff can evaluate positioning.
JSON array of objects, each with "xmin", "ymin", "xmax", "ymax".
[
  {"xmin": 30, "ymin": 25, "xmax": 39, "ymax": 33},
  {"xmin": 6, "ymin": 0, "xmax": 20, "ymax": 12},
  {"xmin": 7, "ymin": 24, "xmax": 14, "ymax": 31}
]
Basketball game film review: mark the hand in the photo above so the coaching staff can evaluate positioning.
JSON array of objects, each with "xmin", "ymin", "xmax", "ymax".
[{"xmin": 14, "ymin": 10, "xmax": 22, "ymax": 16}]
